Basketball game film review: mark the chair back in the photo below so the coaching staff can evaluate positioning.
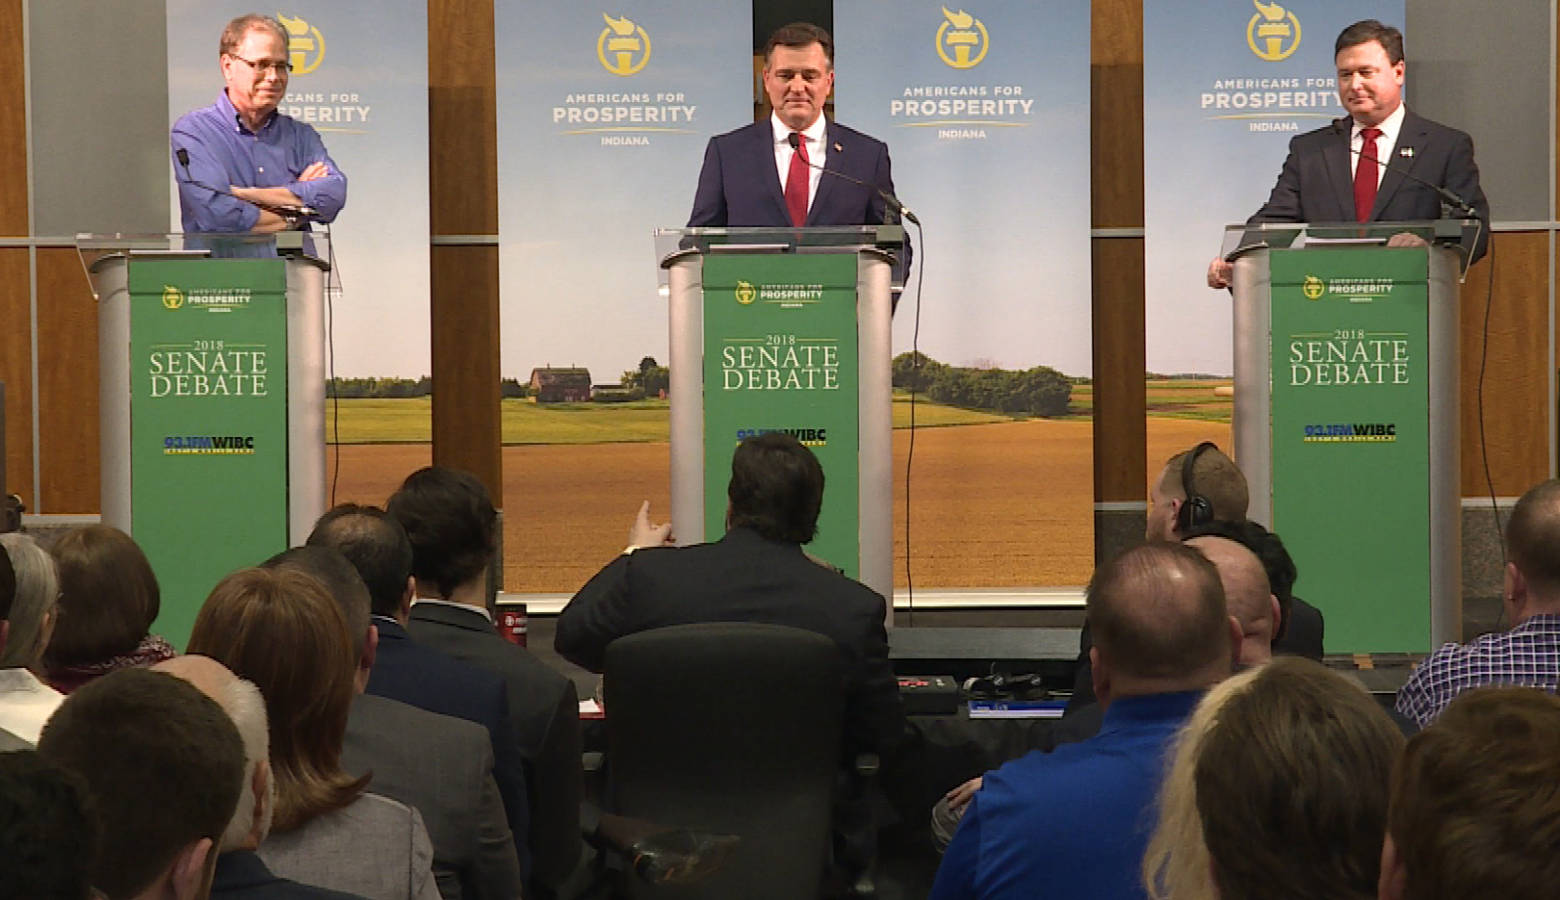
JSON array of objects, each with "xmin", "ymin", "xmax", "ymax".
[{"xmin": 604, "ymin": 621, "xmax": 845, "ymax": 899}]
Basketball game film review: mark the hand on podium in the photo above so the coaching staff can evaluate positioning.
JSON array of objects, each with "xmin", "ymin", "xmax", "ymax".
[
  {"xmin": 1386, "ymin": 231, "xmax": 1429, "ymax": 248},
  {"xmin": 1207, "ymin": 256, "xmax": 1234, "ymax": 290}
]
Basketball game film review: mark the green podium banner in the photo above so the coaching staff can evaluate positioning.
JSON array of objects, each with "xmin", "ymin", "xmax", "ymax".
[
  {"xmin": 1269, "ymin": 248, "xmax": 1430, "ymax": 653},
  {"xmin": 127, "ymin": 258, "xmax": 290, "ymax": 647},
  {"xmin": 701, "ymin": 254, "xmax": 861, "ymax": 576}
]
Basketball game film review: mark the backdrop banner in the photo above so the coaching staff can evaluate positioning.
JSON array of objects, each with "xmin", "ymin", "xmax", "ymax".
[
  {"xmin": 835, "ymin": 1, "xmax": 1094, "ymax": 587},
  {"xmin": 495, "ymin": 2, "xmax": 752, "ymax": 388},
  {"xmin": 834, "ymin": 1, "xmax": 1093, "ymax": 381},
  {"xmin": 166, "ymin": 2, "xmax": 431, "ymax": 380},
  {"xmin": 1143, "ymin": 0, "xmax": 1404, "ymax": 377}
]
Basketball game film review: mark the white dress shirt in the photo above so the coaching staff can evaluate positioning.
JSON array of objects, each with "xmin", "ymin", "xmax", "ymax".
[
  {"xmin": 771, "ymin": 112, "xmax": 828, "ymax": 212},
  {"xmin": 1350, "ymin": 102, "xmax": 1406, "ymax": 187},
  {"xmin": 0, "ymin": 667, "xmax": 64, "ymax": 744}
]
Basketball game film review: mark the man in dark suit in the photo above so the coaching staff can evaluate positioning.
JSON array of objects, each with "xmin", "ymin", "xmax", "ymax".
[
  {"xmin": 269, "ymin": 544, "xmax": 528, "ymax": 895},
  {"xmin": 1209, "ymin": 19, "xmax": 1489, "ymax": 288},
  {"xmin": 556, "ymin": 432, "xmax": 906, "ymax": 766},
  {"xmin": 355, "ymin": 477, "xmax": 585, "ymax": 900},
  {"xmin": 688, "ymin": 22, "xmax": 910, "ymax": 276}
]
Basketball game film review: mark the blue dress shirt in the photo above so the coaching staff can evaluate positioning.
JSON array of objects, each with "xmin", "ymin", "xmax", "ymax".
[
  {"xmin": 930, "ymin": 690, "xmax": 1203, "ymax": 900},
  {"xmin": 171, "ymin": 90, "xmax": 347, "ymax": 233}
]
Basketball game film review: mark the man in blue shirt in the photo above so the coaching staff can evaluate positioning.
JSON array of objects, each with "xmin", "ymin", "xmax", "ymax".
[
  {"xmin": 931, "ymin": 542, "xmax": 1240, "ymax": 900},
  {"xmin": 171, "ymin": 14, "xmax": 346, "ymax": 233}
]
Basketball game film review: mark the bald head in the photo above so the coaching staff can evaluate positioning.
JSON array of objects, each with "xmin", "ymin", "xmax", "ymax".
[
  {"xmin": 1087, "ymin": 542, "xmax": 1236, "ymax": 699},
  {"xmin": 154, "ymin": 655, "xmax": 273, "ymax": 852},
  {"xmin": 1187, "ymin": 536, "xmax": 1276, "ymax": 666}
]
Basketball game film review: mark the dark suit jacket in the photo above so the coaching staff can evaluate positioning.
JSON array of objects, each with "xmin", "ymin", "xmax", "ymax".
[
  {"xmin": 1272, "ymin": 595, "xmax": 1325, "ymax": 660},
  {"xmin": 687, "ymin": 119, "xmax": 911, "ymax": 275},
  {"xmin": 1249, "ymin": 109, "xmax": 1489, "ymax": 262},
  {"xmin": 555, "ymin": 526, "xmax": 907, "ymax": 762},
  {"xmin": 212, "ymin": 850, "xmax": 366, "ymax": 900},
  {"xmin": 407, "ymin": 603, "xmax": 583, "ymax": 898},
  {"xmin": 342, "ymin": 694, "xmax": 522, "ymax": 900},
  {"xmin": 364, "ymin": 617, "xmax": 530, "ymax": 880}
]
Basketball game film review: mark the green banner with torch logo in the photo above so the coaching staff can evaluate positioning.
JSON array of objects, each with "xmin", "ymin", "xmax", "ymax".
[
  {"xmin": 702, "ymin": 254, "xmax": 861, "ymax": 577},
  {"xmin": 1269, "ymin": 248, "xmax": 1429, "ymax": 653},
  {"xmin": 128, "ymin": 258, "xmax": 289, "ymax": 648}
]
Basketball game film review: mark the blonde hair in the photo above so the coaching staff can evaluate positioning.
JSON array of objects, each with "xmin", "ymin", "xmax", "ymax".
[{"xmin": 1145, "ymin": 657, "xmax": 1402, "ymax": 900}]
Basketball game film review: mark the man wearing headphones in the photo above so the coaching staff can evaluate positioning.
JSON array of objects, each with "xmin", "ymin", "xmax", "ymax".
[{"xmin": 1146, "ymin": 442, "xmax": 1248, "ymax": 542}]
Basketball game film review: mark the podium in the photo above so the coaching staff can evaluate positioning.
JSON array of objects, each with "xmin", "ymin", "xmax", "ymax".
[
  {"xmin": 657, "ymin": 226, "xmax": 903, "ymax": 604},
  {"xmin": 78, "ymin": 233, "xmax": 329, "ymax": 647},
  {"xmin": 1224, "ymin": 220, "xmax": 1480, "ymax": 653}
]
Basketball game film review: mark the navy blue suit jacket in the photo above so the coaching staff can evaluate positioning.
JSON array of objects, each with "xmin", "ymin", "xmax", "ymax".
[
  {"xmin": 364, "ymin": 617, "xmax": 530, "ymax": 880},
  {"xmin": 1249, "ymin": 109, "xmax": 1489, "ymax": 262},
  {"xmin": 688, "ymin": 119, "xmax": 911, "ymax": 274}
]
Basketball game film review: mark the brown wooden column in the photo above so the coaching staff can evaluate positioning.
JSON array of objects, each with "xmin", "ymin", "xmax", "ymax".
[
  {"xmin": 1090, "ymin": 0, "xmax": 1147, "ymax": 561},
  {"xmin": 428, "ymin": 0, "xmax": 502, "ymax": 498}
]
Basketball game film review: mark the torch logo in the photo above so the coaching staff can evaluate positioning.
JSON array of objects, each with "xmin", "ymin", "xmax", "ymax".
[
  {"xmin": 936, "ymin": 7, "xmax": 989, "ymax": 70},
  {"xmin": 1246, "ymin": 1, "xmax": 1301, "ymax": 62},
  {"xmin": 597, "ymin": 13, "xmax": 651, "ymax": 76}
]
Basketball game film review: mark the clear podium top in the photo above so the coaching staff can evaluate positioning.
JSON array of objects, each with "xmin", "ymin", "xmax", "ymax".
[
  {"xmin": 1220, "ymin": 219, "xmax": 1482, "ymax": 274},
  {"xmin": 655, "ymin": 225, "xmax": 905, "ymax": 269},
  {"xmin": 76, "ymin": 231, "xmax": 331, "ymax": 270}
]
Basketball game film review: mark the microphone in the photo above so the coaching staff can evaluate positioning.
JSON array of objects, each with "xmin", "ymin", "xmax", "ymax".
[
  {"xmin": 1345, "ymin": 129, "xmax": 1479, "ymax": 218},
  {"xmin": 174, "ymin": 148, "xmax": 317, "ymax": 220},
  {"xmin": 788, "ymin": 132, "xmax": 919, "ymax": 225}
]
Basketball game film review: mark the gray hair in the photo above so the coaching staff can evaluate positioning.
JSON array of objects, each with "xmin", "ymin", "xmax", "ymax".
[
  {"xmin": 0, "ymin": 533, "xmax": 58, "ymax": 668},
  {"xmin": 217, "ymin": 675, "xmax": 272, "ymax": 851}
]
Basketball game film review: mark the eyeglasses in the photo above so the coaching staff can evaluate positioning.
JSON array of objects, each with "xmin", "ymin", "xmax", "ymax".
[{"xmin": 228, "ymin": 53, "xmax": 291, "ymax": 75}]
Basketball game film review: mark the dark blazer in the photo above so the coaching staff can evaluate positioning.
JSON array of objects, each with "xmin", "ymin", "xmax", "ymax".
[
  {"xmin": 407, "ymin": 603, "xmax": 583, "ymax": 898},
  {"xmin": 212, "ymin": 850, "xmax": 366, "ymax": 900},
  {"xmin": 1249, "ymin": 109, "xmax": 1489, "ymax": 262},
  {"xmin": 364, "ymin": 617, "xmax": 530, "ymax": 880},
  {"xmin": 1272, "ymin": 595, "xmax": 1325, "ymax": 660},
  {"xmin": 555, "ymin": 526, "xmax": 907, "ymax": 762},
  {"xmin": 342, "ymin": 694, "xmax": 523, "ymax": 900},
  {"xmin": 687, "ymin": 119, "xmax": 911, "ymax": 274}
]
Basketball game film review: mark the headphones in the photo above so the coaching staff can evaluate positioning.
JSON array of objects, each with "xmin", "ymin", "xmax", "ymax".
[{"xmin": 1175, "ymin": 442, "xmax": 1219, "ymax": 533}]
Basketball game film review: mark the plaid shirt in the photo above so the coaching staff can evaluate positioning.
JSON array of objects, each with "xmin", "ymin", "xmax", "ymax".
[{"xmin": 1395, "ymin": 613, "xmax": 1560, "ymax": 727}]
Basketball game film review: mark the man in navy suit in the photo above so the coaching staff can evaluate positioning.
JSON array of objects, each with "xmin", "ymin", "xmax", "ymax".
[
  {"xmin": 688, "ymin": 22, "xmax": 910, "ymax": 275},
  {"xmin": 1209, "ymin": 19, "xmax": 1488, "ymax": 288}
]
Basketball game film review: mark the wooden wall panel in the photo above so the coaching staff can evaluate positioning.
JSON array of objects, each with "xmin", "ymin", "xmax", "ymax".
[
  {"xmin": 1461, "ymin": 232, "xmax": 1550, "ymax": 496},
  {"xmin": 0, "ymin": 249, "xmax": 32, "ymax": 505},
  {"xmin": 34, "ymin": 247, "xmax": 98, "ymax": 512},
  {"xmin": 1090, "ymin": 0, "xmax": 1146, "ymax": 507},
  {"xmin": 0, "ymin": 0, "xmax": 26, "ymax": 235},
  {"xmin": 428, "ymin": 0, "xmax": 501, "ymax": 497}
]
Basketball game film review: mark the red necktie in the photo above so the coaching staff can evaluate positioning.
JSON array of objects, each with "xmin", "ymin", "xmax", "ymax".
[
  {"xmin": 1353, "ymin": 127, "xmax": 1382, "ymax": 223},
  {"xmin": 785, "ymin": 135, "xmax": 810, "ymax": 227}
]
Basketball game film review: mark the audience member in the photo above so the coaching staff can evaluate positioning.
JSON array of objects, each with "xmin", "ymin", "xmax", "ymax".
[
  {"xmin": 929, "ymin": 542, "xmax": 1238, "ymax": 900},
  {"xmin": 188, "ymin": 566, "xmax": 439, "ymax": 899},
  {"xmin": 1142, "ymin": 657, "xmax": 1403, "ymax": 900},
  {"xmin": 267, "ymin": 544, "xmax": 523, "ymax": 900},
  {"xmin": 1182, "ymin": 535, "xmax": 1277, "ymax": 667},
  {"xmin": 0, "ymin": 542, "xmax": 24, "ymax": 749},
  {"xmin": 38, "ymin": 667, "xmax": 244, "ymax": 900},
  {"xmin": 43, "ymin": 525, "xmax": 174, "ymax": 694},
  {"xmin": 1380, "ymin": 686, "xmax": 1560, "ymax": 900},
  {"xmin": 1396, "ymin": 479, "xmax": 1560, "ymax": 727},
  {"xmin": 1183, "ymin": 517, "xmax": 1322, "ymax": 659},
  {"xmin": 0, "ymin": 749, "xmax": 98, "ymax": 900},
  {"xmin": 556, "ymin": 433, "xmax": 907, "ymax": 885},
  {"xmin": 0, "ymin": 533, "xmax": 63, "ymax": 743},
  {"xmin": 378, "ymin": 469, "xmax": 584, "ymax": 896},
  {"xmin": 1146, "ymin": 442, "xmax": 1248, "ymax": 543},
  {"xmin": 156, "ymin": 654, "xmax": 366, "ymax": 899}
]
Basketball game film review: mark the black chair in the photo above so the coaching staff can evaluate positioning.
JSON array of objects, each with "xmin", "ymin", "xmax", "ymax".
[{"xmin": 602, "ymin": 622, "xmax": 845, "ymax": 899}]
